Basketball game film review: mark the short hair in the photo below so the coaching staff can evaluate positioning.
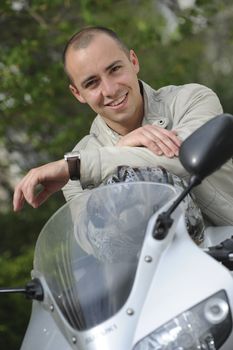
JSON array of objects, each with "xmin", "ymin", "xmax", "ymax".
[{"xmin": 63, "ymin": 26, "xmax": 130, "ymax": 84}]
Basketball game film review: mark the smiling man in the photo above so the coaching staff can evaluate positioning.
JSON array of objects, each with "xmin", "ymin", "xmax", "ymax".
[
  {"xmin": 13, "ymin": 26, "xmax": 233, "ymax": 226},
  {"xmin": 65, "ymin": 32, "xmax": 144, "ymax": 135}
]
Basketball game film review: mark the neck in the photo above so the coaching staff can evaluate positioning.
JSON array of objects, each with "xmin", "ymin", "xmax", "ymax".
[
  {"xmin": 116, "ymin": 116, "xmax": 143, "ymax": 135},
  {"xmin": 106, "ymin": 115, "xmax": 143, "ymax": 136}
]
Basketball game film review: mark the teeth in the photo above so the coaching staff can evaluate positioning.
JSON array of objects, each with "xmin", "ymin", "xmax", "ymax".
[{"xmin": 108, "ymin": 94, "xmax": 127, "ymax": 107}]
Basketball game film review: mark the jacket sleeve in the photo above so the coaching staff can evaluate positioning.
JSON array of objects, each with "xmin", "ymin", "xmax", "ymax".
[
  {"xmin": 171, "ymin": 83, "xmax": 223, "ymax": 140},
  {"xmin": 62, "ymin": 145, "xmax": 178, "ymax": 201},
  {"xmin": 79, "ymin": 146, "xmax": 188, "ymax": 189},
  {"xmin": 62, "ymin": 179, "xmax": 92, "ymax": 202}
]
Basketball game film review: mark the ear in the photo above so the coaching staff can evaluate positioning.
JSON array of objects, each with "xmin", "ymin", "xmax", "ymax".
[
  {"xmin": 129, "ymin": 49, "xmax": 140, "ymax": 74},
  {"xmin": 69, "ymin": 84, "xmax": 86, "ymax": 103}
]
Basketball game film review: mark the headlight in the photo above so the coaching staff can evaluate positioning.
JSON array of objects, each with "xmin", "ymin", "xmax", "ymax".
[{"xmin": 134, "ymin": 290, "xmax": 232, "ymax": 350}]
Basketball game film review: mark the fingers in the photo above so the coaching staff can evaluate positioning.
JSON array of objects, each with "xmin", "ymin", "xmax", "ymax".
[
  {"xmin": 33, "ymin": 187, "xmax": 52, "ymax": 208},
  {"xmin": 143, "ymin": 125, "xmax": 181, "ymax": 157},
  {"xmin": 13, "ymin": 160, "xmax": 69, "ymax": 212},
  {"xmin": 13, "ymin": 188, "xmax": 25, "ymax": 212},
  {"xmin": 13, "ymin": 168, "xmax": 41, "ymax": 211},
  {"xmin": 132, "ymin": 129, "xmax": 164, "ymax": 156},
  {"xmin": 117, "ymin": 125, "xmax": 181, "ymax": 157}
]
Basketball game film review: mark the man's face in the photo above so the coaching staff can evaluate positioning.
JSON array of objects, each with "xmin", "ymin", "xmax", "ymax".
[{"xmin": 66, "ymin": 34, "xmax": 143, "ymax": 134}]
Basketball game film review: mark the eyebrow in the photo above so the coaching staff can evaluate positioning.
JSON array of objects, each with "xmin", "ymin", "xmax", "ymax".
[{"xmin": 81, "ymin": 60, "xmax": 123, "ymax": 88}]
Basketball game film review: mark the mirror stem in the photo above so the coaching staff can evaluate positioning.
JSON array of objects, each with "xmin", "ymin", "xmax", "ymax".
[
  {"xmin": 0, "ymin": 287, "xmax": 27, "ymax": 294},
  {"xmin": 167, "ymin": 175, "xmax": 201, "ymax": 217},
  {"xmin": 153, "ymin": 175, "xmax": 201, "ymax": 240},
  {"xmin": 0, "ymin": 278, "xmax": 44, "ymax": 301}
]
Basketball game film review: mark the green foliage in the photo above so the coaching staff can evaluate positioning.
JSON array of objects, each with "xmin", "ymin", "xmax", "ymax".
[
  {"xmin": 1, "ymin": 0, "xmax": 233, "ymax": 348},
  {"xmin": 0, "ymin": 248, "xmax": 33, "ymax": 349},
  {"xmin": 0, "ymin": 193, "xmax": 64, "ymax": 348}
]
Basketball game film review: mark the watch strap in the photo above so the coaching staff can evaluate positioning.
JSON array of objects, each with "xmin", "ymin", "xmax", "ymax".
[{"xmin": 64, "ymin": 152, "xmax": 80, "ymax": 180}]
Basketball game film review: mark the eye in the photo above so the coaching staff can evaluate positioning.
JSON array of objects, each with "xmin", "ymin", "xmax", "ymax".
[
  {"xmin": 85, "ymin": 79, "xmax": 99, "ymax": 89},
  {"xmin": 110, "ymin": 65, "xmax": 122, "ymax": 73}
]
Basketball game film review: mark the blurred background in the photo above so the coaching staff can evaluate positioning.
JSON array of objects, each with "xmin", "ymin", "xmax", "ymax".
[{"xmin": 1, "ymin": 0, "xmax": 233, "ymax": 348}]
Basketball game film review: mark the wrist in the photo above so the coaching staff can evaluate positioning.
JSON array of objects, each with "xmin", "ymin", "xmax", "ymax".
[{"xmin": 61, "ymin": 159, "xmax": 70, "ymax": 179}]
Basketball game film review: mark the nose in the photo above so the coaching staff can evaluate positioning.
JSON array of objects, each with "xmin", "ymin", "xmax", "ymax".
[{"xmin": 101, "ymin": 78, "xmax": 117, "ymax": 98}]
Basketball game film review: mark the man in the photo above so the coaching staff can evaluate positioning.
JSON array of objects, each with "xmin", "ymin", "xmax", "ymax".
[{"xmin": 13, "ymin": 26, "xmax": 233, "ymax": 226}]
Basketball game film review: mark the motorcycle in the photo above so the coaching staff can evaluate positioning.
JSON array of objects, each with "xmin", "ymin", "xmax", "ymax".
[{"xmin": 1, "ymin": 113, "xmax": 233, "ymax": 350}]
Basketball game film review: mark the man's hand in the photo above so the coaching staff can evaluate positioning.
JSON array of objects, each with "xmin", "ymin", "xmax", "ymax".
[
  {"xmin": 13, "ymin": 159, "xmax": 69, "ymax": 212},
  {"xmin": 116, "ymin": 125, "xmax": 181, "ymax": 157}
]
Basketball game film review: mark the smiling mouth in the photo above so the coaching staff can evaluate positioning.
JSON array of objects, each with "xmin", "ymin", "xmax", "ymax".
[{"xmin": 105, "ymin": 93, "xmax": 128, "ymax": 108}]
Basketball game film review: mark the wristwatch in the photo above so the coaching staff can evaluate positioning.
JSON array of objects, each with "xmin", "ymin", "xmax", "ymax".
[{"xmin": 64, "ymin": 151, "xmax": 81, "ymax": 180}]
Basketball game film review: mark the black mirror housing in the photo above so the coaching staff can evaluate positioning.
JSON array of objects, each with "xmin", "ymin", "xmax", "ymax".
[{"xmin": 179, "ymin": 114, "xmax": 233, "ymax": 182}]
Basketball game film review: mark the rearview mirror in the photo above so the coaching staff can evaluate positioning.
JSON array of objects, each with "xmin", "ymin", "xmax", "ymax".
[
  {"xmin": 179, "ymin": 113, "xmax": 233, "ymax": 182},
  {"xmin": 153, "ymin": 114, "xmax": 233, "ymax": 240}
]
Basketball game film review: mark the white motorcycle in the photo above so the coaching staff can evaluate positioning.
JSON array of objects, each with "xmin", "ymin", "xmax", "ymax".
[{"xmin": 1, "ymin": 113, "xmax": 233, "ymax": 350}]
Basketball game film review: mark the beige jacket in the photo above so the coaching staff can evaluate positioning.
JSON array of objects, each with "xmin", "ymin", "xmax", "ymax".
[{"xmin": 63, "ymin": 81, "xmax": 233, "ymax": 226}]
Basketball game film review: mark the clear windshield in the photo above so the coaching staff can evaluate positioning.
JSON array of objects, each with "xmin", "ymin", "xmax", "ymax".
[{"xmin": 34, "ymin": 182, "xmax": 177, "ymax": 331}]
